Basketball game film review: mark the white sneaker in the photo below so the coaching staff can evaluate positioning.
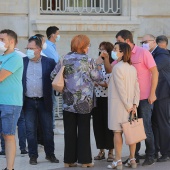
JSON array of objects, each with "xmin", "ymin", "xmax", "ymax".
[{"xmin": 53, "ymin": 129, "xmax": 64, "ymax": 135}]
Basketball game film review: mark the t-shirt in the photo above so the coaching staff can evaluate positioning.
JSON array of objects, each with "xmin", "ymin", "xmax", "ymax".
[
  {"xmin": 0, "ymin": 51, "xmax": 23, "ymax": 106},
  {"xmin": 131, "ymin": 45, "xmax": 156, "ymax": 100}
]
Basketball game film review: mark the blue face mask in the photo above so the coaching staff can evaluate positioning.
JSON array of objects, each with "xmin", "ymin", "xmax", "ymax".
[
  {"xmin": 111, "ymin": 51, "xmax": 118, "ymax": 60},
  {"xmin": 26, "ymin": 49, "xmax": 35, "ymax": 59},
  {"xmin": 55, "ymin": 35, "xmax": 60, "ymax": 42}
]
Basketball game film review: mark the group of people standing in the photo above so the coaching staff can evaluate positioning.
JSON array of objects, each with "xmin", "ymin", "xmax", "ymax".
[
  {"xmin": 0, "ymin": 27, "xmax": 170, "ymax": 170},
  {"xmin": 0, "ymin": 27, "xmax": 61, "ymax": 170}
]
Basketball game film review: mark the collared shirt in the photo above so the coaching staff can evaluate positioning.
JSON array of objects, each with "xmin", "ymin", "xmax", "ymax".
[
  {"xmin": 151, "ymin": 45, "xmax": 158, "ymax": 54},
  {"xmin": 131, "ymin": 45, "xmax": 156, "ymax": 100},
  {"xmin": 25, "ymin": 58, "xmax": 43, "ymax": 98},
  {"xmin": 42, "ymin": 40, "xmax": 59, "ymax": 63}
]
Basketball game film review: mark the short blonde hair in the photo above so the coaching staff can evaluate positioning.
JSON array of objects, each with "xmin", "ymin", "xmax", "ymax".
[{"xmin": 71, "ymin": 35, "xmax": 90, "ymax": 54}]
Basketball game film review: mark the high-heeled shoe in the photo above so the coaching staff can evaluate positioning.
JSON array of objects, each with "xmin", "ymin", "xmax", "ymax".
[
  {"xmin": 107, "ymin": 160, "xmax": 122, "ymax": 169},
  {"xmin": 82, "ymin": 162, "xmax": 94, "ymax": 168},
  {"xmin": 124, "ymin": 158, "xmax": 137, "ymax": 169},
  {"xmin": 64, "ymin": 163, "xmax": 77, "ymax": 167}
]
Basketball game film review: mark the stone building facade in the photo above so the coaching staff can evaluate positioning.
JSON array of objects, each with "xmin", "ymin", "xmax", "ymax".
[{"xmin": 0, "ymin": 0, "xmax": 170, "ymax": 58}]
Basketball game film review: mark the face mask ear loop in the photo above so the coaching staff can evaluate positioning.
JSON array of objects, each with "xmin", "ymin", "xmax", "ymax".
[{"xmin": 47, "ymin": 34, "xmax": 52, "ymax": 39}]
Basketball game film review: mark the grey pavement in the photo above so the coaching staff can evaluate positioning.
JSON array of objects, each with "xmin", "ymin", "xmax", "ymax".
[{"xmin": 0, "ymin": 119, "xmax": 170, "ymax": 170}]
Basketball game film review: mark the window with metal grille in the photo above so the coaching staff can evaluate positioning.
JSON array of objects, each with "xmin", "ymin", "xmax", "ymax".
[{"xmin": 40, "ymin": 0, "xmax": 121, "ymax": 15}]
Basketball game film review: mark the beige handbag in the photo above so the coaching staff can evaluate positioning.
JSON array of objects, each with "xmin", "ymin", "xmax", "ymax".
[
  {"xmin": 122, "ymin": 112, "xmax": 147, "ymax": 145},
  {"xmin": 52, "ymin": 60, "xmax": 65, "ymax": 93}
]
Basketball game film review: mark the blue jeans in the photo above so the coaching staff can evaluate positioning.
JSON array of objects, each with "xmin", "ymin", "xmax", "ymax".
[
  {"xmin": 0, "ymin": 105, "xmax": 21, "ymax": 135},
  {"xmin": 135, "ymin": 99, "xmax": 155, "ymax": 158},
  {"xmin": 0, "ymin": 111, "xmax": 27, "ymax": 151},
  {"xmin": 23, "ymin": 97, "xmax": 54, "ymax": 158}
]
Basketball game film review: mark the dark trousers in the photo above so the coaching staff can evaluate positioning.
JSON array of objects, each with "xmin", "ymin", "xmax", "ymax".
[
  {"xmin": 37, "ymin": 114, "xmax": 44, "ymax": 146},
  {"xmin": 23, "ymin": 97, "xmax": 54, "ymax": 158},
  {"xmin": 63, "ymin": 110, "xmax": 92, "ymax": 164},
  {"xmin": 135, "ymin": 99, "xmax": 155, "ymax": 158},
  {"xmin": 152, "ymin": 97, "xmax": 170, "ymax": 156},
  {"xmin": 92, "ymin": 97, "xmax": 114, "ymax": 150}
]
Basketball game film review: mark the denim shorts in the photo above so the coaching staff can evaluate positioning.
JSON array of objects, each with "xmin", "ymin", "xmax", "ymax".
[{"xmin": 0, "ymin": 104, "xmax": 22, "ymax": 135}]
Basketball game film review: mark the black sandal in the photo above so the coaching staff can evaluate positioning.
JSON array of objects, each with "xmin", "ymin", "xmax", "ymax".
[{"xmin": 94, "ymin": 151, "xmax": 105, "ymax": 160}]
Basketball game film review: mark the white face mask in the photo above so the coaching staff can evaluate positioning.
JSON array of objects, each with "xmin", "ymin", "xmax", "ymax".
[
  {"xmin": 142, "ymin": 43, "xmax": 150, "ymax": 51},
  {"xmin": 55, "ymin": 35, "xmax": 60, "ymax": 42},
  {"xmin": 0, "ymin": 41, "xmax": 7, "ymax": 52},
  {"xmin": 42, "ymin": 42, "xmax": 47, "ymax": 50},
  {"xmin": 111, "ymin": 51, "xmax": 119, "ymax": 60}
]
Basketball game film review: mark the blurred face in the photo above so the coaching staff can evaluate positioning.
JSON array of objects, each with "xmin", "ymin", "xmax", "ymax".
[
  {"xmin": 0, "ymin": 33, "xmax": 15, "ymax": 51},
  {"xmin": 116, "ymin": 36, "xmax": 126, "ymax": 43},
  {"xmin": 26, "ymin": 41, "xmax": 41, "ymax": 59},
  {"xmin": 141, "ymin": 35, "xmax": 156, "ymax": 51},
  {"xmin": 51, "ymin": 30, "xmax": 60, "ymax": 42},
  {"xmin": 113, "ymin": 44, "xmax": 123, "ymax": 59},
  {"xmin": 98, "ymin": 45, "xmax": 106, "ymax": 55},
  {"xmin": 157, "ymin": 41, "xmax": 168, "ymax": 49}
]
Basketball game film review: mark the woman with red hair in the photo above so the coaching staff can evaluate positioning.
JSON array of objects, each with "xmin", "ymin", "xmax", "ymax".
[{"xmin": 51, "ymin": 34, "xmax": 104, "ymax": 168}]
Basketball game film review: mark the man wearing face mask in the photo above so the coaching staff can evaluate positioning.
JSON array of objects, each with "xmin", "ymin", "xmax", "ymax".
[
  {"xmin": 22, "ymin": 36, "xmax": 58, "ymax": 165},
  {"xmin": 142, "ymin": 34, "xmax": 170, "ymax": 162},
  {"xmin": 42, "ymin": 26, "xmax": 63, "ymax": 135},
  {"xmin": 0, "ymin": 29, "xmax": 23, "ymax": 170},
  {"xmin": 42, "ymin": 26, "xmax": 60, "ymax": 63},
  {"xmin": 34, "ymin": 34, "xmax": 47, "ymax": 57},
  {"xmin": 102, "ymin": 30, "xmax": 159, "ymax": 166}
]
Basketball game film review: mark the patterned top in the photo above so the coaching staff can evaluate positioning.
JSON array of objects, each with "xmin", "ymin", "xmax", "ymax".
[
  {"xmin": 51, "ymin": 52, "xmax": 103, "ymax": 114},
  {"xmin": 95, "ymin": 64, "xmax": 111, "ymax": 97}
]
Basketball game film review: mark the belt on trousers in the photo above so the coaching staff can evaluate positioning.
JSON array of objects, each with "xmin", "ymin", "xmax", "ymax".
[{"xmin": 25, "ymin": 96, "xmax": 44, "ymax": 100}]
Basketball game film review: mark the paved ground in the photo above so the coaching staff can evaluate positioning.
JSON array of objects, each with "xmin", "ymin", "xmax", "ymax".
[{"xmin": 0, "ymin": 119, "xmax": 170, "ymax": 170}]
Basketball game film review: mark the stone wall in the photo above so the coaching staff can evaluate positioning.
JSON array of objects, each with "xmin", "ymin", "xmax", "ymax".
[{"xmin": 0, "ymin": 0, "xmax": 170, "ymax": 57}]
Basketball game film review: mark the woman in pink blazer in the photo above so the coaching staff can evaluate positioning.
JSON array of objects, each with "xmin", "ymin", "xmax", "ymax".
[{"xmin": 104, "ymin": 42, "xmax": 140, "ymax": 169}]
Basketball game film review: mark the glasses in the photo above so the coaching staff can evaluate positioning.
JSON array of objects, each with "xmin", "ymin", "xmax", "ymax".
[
  {"xmin": 25, "ymin": 47, "xmax": 38, "ymax": 50},
  {"xmin": 140, "ymin": 40, "xmax": 154, "ymax": 44}
]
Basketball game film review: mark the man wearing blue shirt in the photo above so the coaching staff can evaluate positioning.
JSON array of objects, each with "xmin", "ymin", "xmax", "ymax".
[
  {"xmin": 0, "ymin": 29, "xmax": 23, "ymax": 170},
  {"xmin": 42, "ymin": 26, "xmax": 63, "ymax": 135},
  {"xmin": 42, "ymin": 26, "xmax": 60, "ymax": 63}
]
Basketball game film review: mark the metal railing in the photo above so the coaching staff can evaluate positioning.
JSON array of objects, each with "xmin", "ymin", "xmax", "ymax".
[{"xmin": 40, "ymin": 0, "xmax": 121, "ymax": 15}]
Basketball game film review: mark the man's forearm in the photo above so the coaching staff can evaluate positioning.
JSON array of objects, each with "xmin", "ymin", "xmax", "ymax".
[{"xmin": 150, "ymin": 67, "xmax": 158, "ymax": 95}]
